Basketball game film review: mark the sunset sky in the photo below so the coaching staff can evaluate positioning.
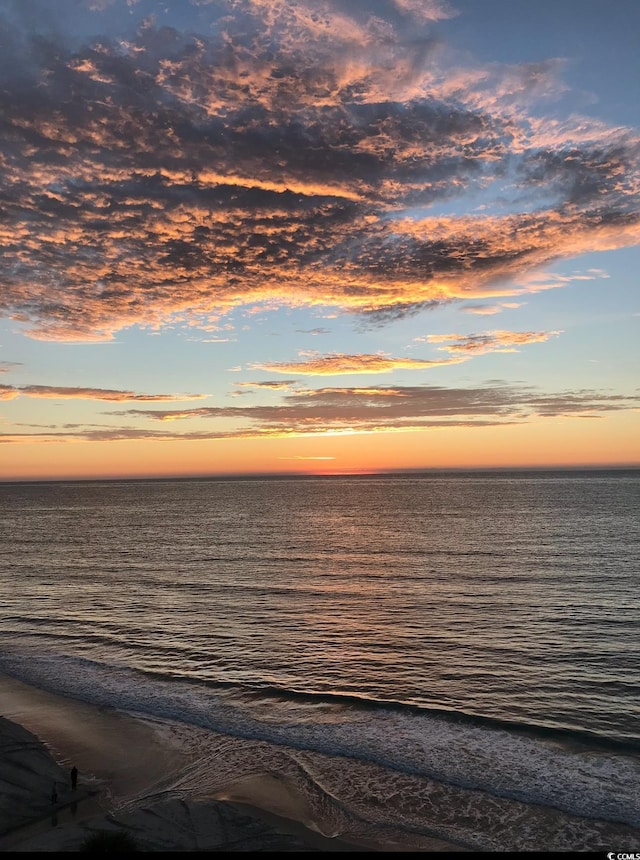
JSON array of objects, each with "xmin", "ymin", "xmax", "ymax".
[{"xmin": 1, "ymin": 0, "xmax": 638, "ymax": 480}]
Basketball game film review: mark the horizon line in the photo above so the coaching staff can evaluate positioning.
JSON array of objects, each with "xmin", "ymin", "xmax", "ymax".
[{"xmin": 2, "ymin": 464, "xmax": 639, "ymax": 485}]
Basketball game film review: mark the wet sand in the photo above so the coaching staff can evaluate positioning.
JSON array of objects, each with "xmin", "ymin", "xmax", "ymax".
[
  {"xmin": 0, "ymin": 673, "xmax": 375, "ymax": 852},
  {"xmin": 4, "ymin": 672, "xmax": 638, "ymax": 853}
]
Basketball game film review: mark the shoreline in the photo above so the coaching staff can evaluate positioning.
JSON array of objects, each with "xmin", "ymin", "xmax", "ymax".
[
  {"xmin": 0, "ymin": 673, "xmax": 380, "ymax": 852},
  {"xmin": 2, "ymin": 672, "xmax": 638, "ymax": 852}
]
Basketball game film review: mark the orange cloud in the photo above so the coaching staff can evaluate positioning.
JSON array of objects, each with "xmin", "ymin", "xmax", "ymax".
[
  {"xmin": 420, "ymin": 330, "xmax": 562, "ymax": 355},
  {"xmin": 0, "ymin": 385, "xmax": 207, "ymax": 402},
  {"xmin": 0, "ymin": 1, "xmax": 637, "ymax": 341},
  {"xmin": 250, "ymin": 352, "xmax": 467, "ymax": 375},
  {"xmin": 234, "ymin": 380, "xmax": 299, "ymax": 391},
  {"xmin": 277, "ymin": 455, "xmax": 336, "ymax": 461},
  {"xmin": 5, "ymin": 381, "xmax": 639, "ymax": 443},
  {"xmin": 462, "ymin": 302, "xmax": 525, "ymax": 315}
]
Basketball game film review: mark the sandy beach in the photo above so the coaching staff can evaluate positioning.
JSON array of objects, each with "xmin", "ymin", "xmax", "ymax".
[
  {"xmin": 4, "ymin": 667, "xmax": 638, "ymax": 853},
  {"xmin": 0, "ymin": 673, "xmax": 376, "ymax": 853}
]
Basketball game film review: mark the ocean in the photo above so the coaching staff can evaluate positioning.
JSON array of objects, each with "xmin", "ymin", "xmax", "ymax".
[{"xmin": 1, "ymin": 471, "xmax": 639, "ymax": 851}]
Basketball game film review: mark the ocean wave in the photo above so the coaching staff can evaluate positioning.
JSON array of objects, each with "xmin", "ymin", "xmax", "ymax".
[{"xmin": 0, "ymin": 645, "xmax": 638, "ymax": 830}]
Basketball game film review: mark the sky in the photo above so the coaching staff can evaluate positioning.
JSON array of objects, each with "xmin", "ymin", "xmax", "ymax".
[{"xmin": 0, "ymin": 0, "xmax": 638, "ymax": 480}]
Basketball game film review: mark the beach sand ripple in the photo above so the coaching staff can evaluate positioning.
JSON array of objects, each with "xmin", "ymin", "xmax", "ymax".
[{"xmin": 0, "ymin": 714, "xmax": 361, "ymax": 852}]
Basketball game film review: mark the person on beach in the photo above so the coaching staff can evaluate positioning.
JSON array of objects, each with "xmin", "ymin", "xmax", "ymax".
[
  {"xmin": 70, "ymin": 765, "xmax": 78, "ymax": 790},
  {"xmin": 51, "ymin": 782, "xmax": 58, "ymax": 805}
]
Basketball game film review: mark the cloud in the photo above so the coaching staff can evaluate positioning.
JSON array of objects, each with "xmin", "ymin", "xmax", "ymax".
[
  {"xmin": 419, "ymin": 329, "xmax": 562, "ymax": 355},
  {"xmin": 5, "ymin": 379, "xmax": 637, "ymax": 443},
  {"xmin": 234, "ymin": 380, "xmax": 298, "ymax": 391},
  {"xmin": 461, "ymin": 302, "xmax": 524, "ymax": 315},
  {"xmin": 0, "ymin": 385, "xmax": 207, "ymax": 402},
  {"xmin": 0, "ymin": 0, "xmax": 637, "ymax": 340},
  {"xmin": 514, "ymin": 268, "xmax": 610, "ymax": 292},
  {"xmin": 277, "ymin": 455, "xmax": 336, "ymax": 461},
  {"xmin": 459, "ymin": 270, "xmax": 607, "ymax": 315},
  {"xmin": 251, "ymin": 351, "xmax": 466, "ymax": 374}
]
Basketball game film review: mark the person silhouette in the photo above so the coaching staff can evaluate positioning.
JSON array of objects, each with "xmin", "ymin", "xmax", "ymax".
[{"xmin": 70, "ymin": 765, "xmax": 78, "ymax": 790}]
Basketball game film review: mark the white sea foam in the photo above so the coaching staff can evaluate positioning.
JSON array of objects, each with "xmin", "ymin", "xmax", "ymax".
[{"xmin": 1, "ymin": 646, "xmax": 638, "ymax": 830}]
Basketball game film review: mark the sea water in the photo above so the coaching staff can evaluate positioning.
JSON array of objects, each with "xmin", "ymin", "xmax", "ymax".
[{"xmin": 1, "ymin": 471, "xmax": 639, "ymax": 850}]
